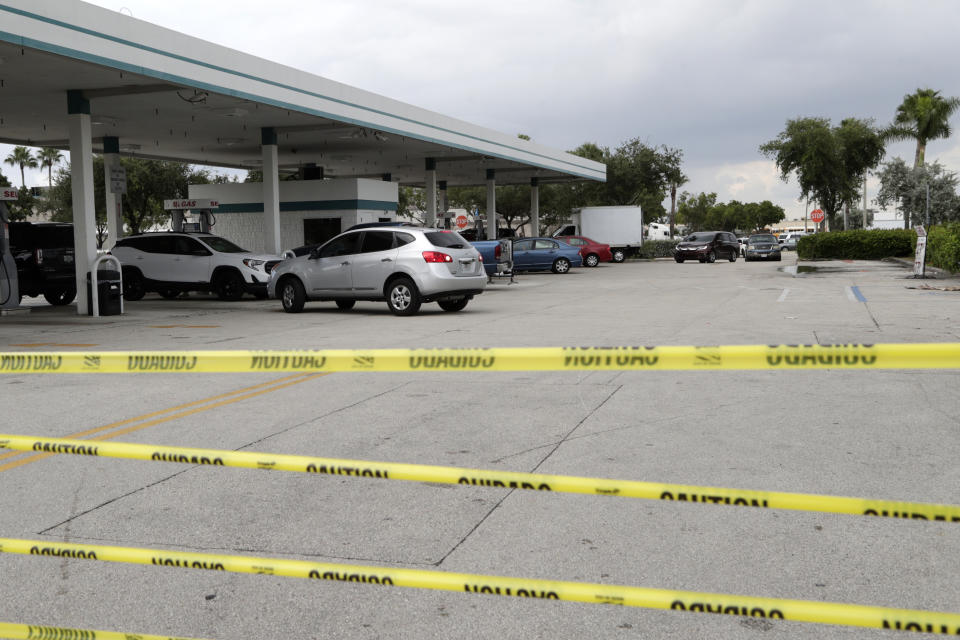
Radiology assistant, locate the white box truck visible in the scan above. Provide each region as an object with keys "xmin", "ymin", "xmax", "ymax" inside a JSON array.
[{"xmin": 553, "ymin": 205, "xmax": 644, "ymax": 262}]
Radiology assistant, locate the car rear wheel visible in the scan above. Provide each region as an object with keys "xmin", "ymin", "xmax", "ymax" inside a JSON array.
[
  {"xmin": 707, "ymin": 250, "xmax": 717, "ymax": 263},
  {"xmin": 728, "ymin": 249, "xmax": 737, "ymax": 262},
  {"xmin": 122, "ymin": 269, "xmax": 145, "ymax": 301},
  {"xmin": 279, "ymin": 278, "xmax": 306, "ymax": 313},
  {"xmin": 335, "ymin": 299, "xmax": 355, "ymax": 310},
  {"xmin": 386, "ymin": 278, "xmax": 421, "ymax": 316},
  {"xmin": 584, "ymin": 253, "xmax": 599, "ymax": 268},
  {"xmin": 43, "ymin": 286, "xmax": 76, "ymax": 306},
  {"xmin": 214, "ymin": 271, "xmax": 244, "ymax": 301},
  {"xmin": 438, "ymin": 297, "xmax": 469, "ymax": 312},
  {"xmin": 675, "ymin": 256, "xmax": 684, "ymax": 263},
  {"xmin": 611, "ymin": 249, "xmax": 626, "ymax": 263},
  {"xmin": 552, "ymin": 257, "xmax": 571, "ymax": 274}
]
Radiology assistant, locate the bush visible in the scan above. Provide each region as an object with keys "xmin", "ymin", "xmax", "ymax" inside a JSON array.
[
  {"xmin": 636, "ymin": 239, "xmax": 679, "ymax": 259},
  {"xmin": 796, "ymin": 229, "xmax": 915, "ymax": 260},
  {"xmin": 926, "ymin": 223, "xmax": 960, "ymax": 273}
]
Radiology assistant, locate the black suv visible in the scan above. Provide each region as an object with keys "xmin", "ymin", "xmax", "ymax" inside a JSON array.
[{"xmin": 9, "ymin": 222, "xmax": 77, "ymax": 305}]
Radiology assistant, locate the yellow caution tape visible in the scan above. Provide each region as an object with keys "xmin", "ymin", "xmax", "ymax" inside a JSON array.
[
  {"xmin": 2, "ymin": 537, "xmax": 958, "ymax": 634},
  {"xmin": 2, "ymin": 435, "xmax": 957, "ymax": 522},
  {"xmin": 0, "ymin": 620, "xmax": 206, "ymax": 640},
  {"xmin": 0, "ymin": 343, "xmax": 958, "ymax": 374}
]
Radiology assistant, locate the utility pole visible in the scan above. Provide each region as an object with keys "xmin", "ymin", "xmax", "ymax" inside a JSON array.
[
  {"xmin": 804, "ymin": 196, "xmax": 808, "ymax": 232},
  {"xmin": 925, "ymin": 182, "xmax": 930, "ymax": 227},
  {"xmin": 862, "ymin": 175, "xmax": 867, "ymax": 229}
]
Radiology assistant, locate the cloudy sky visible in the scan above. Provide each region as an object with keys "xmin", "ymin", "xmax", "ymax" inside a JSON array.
[{"xmin": 6, "ymin": 0, "xmax": 960, "ymax": 222}]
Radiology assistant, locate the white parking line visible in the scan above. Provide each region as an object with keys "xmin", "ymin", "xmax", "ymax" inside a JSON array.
[
  {"xmin": 777, "ymin": 288, "xmax": 790, "ymax": 302},
  {"xmin": 846, "ymin": 286, "xmax": 857, "ymax": 302}
]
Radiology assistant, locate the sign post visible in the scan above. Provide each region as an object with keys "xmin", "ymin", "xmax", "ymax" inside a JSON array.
[{"xmin": 914, "ymin": 225, "xmax": 927, "ymax": 278}]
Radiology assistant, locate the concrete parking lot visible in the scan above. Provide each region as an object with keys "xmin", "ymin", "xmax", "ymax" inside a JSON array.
[{"xmin": 2, "ymin": 255, "xmax": 959, "ymax": 639}]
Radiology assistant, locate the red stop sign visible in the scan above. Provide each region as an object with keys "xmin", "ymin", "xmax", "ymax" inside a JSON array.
[
  {"xmin": 810, "ymin": 209, "xmax": 824, "ymax": 223},
  {"xmin": 455, "ymin": 215, "xmax": 468, "ymax": 229}
]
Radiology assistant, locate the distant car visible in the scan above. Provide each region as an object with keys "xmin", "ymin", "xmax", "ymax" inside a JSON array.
[
  {"xmin": 673, "ymin": 231, "xmax": 739, "ymax": 263},
  {"xmin": 510, "ymin": 237, "xmax": 583, "ymax": 273},
  {"xmin": 779, "ymin": 232, "xmax": 807, "ymax": 251},
  {"xmin": 737, "ymin": 236, "xmax": 750, "ymax": 256},
  {"xmin": 744, "ymin": 233, "xmax": 782, "ymax": 261},
  {"xmin": 111, "ymin": 231, "xmax": 284, "ymax": 301},
  {"xmin": 268, "ymin": 226, "xmax": 485, "ymax": 315},
  {"xmin": 554, "ymin": 235, "xmax": 613, "ymax": 267},
  {"xmin": 8, "ymin": 222, "xmax": 77, "ymax": 305}
]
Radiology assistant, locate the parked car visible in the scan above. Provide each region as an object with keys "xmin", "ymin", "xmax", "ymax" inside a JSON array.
[
  {"xmin": 673, "ymin": 231, "xmax": 739, "ymax": 263},
  {"xmin": 471, "ymin": 239, "xmax": 513, "ymax": 277},
  {"xmin": 111, "ymin": 232, "xmax": 284, "ymax": 301},
  {"xmin": 268, "ymin": 226, "xmax": 485, "ymax": 315},
  {"xmin": 554, "ymin": 235, "xmax": 613, "ymax": 267},
  {"xmin": 8, "ymin": 222, "xmax": 77, "ymax": 305},
  {"xmin": 779, "ymin": 232, "xmax": 807, "ymax": 251},
  {"xmin": 737, "ymin": 236, "xmax": 750, "ymax": 256},
  {"xmin": 510, "ymin": 237, "xmax": 583, "ymax": 273},
  {"xmin": 743, "ymin": 234, "xmax": 782, "ymax": 261}
]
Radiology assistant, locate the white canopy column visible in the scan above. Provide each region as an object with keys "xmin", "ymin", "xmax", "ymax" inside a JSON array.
[
  {"xmin": 67, "ymin": 90, "xmax": 97, "ymax": 316},
  {"xmin": 260, "ymin": 127, "xmax": 281, "ymax": 254},
  {"xmin": 530, "ymin": 177, "xmax": 540, "ymax": 237},
  {"xmin": 425, "ymin": 158, "xmax": 437, "ymax": 228},
  {"xmin": 439, "ymin": 180, "xmax": 448, "ymax": 229},
  {"xmin": 486, "ymin": 169, "xmax": 497, "ymax": 240},
  {"xmin": 102, "ymin": 136, "xmax": 122, "ymax": 245}
]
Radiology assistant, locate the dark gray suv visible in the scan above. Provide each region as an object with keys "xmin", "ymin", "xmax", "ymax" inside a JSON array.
[{"xmin": 674, "ymin": 231, "xmax": 739, "ymax": 263}]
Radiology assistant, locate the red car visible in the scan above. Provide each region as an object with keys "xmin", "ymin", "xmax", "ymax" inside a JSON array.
[{"xmin": 554, "ymin": 235, "xmax": 613, "ymax": 267}]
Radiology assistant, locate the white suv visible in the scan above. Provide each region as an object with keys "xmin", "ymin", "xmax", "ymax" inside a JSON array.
[
  {"xmin": 111, "ymin": 232, "xmax": 283, "ymax": 301},
  {"xmin": 268, "ymin": 226, "xmax": 486, "ymax": 315}
]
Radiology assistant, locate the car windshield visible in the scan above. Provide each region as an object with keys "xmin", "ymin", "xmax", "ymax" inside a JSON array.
[
  {"xmin": 425, "ymin": 231, "xmax": 468, "ymax": 249},
  {"xmin": 750, "ymin": 235, "xmax": 777, "ymax": 243},
  {"xmin": 201, "ymin": 236, "xmax": 247, "ymax": 253},
  {"xmin": 684, "ymin": 232, "xmax": 715, "ymax": 242}
]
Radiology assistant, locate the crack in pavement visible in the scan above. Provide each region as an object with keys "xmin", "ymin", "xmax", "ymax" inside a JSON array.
[{"xmin": 432, "ymin": 384, "xmax": 624, "ymax": 568}]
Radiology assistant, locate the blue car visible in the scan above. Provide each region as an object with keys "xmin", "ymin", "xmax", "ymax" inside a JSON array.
[{"xmin": 511, "ymin": 237, "xmax": 583, "ymax": 273}]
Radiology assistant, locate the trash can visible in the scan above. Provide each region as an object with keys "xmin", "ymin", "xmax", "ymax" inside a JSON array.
[{"xmin": 87, "ymin": 269, "xmax": 122, "ymax": 316}]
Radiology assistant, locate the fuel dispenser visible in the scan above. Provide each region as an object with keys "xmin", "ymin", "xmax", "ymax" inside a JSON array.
[
  {"xmin": 0, "ymin": 188, "xmax": 20, "ymax": 311},
  {"xmin": 164, "ymin": 198, "xmax": 219, "ymax": 233}
]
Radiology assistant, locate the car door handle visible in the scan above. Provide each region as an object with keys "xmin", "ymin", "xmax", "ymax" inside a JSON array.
[{"xmin": 381, "ymin": 258, "xmax": 392, "ymax": 262}]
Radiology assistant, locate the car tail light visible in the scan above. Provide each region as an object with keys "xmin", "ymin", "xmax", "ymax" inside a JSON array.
[
  {"xmin": 494, "ymin": 245, "xmax": 501, "ymax": 259},
  {"xmin": 422, "ymin": 251, "xmax": 453, "ymax": 263},
  {"xmin": 477, "ymin": 253, "xmax": 483, "ymax": 262}
]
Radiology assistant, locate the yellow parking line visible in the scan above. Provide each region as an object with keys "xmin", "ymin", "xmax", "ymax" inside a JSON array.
[{"xmin": 0, "ymin": 372, "xmax": 327, "ymax": 473}]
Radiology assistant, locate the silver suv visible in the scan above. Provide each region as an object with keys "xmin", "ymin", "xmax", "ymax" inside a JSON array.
[
  {"xmin": 111, "ymin": 232, "xmax": 283, "ymax": 301},
  {"xmin": 268, "ymin": 227, "xmax": 486, "ymax": 315}
]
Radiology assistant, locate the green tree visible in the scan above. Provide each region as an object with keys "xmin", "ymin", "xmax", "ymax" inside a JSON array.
[
  {"xmin": 4, "ymin": 146, "xmax": 38, "ymax": 188},
  {"xmin": 48, "ymin": 157, "xmax": 217, "ymax": 242},
  {"xmin": 875, "ymin": 158, "xmax": 960, "ymax": 227},
  {"xmin": 676, "ymin": 191, "xmax": 717, "ymax": 231},
  {"xmin": 884, "ymin": 88, "xmax": 960, "ymax": 168},
  {"xmin": 760, "ymin": 117, "xmax": 885, "ymax": 230},
  {"xmin": 37, "ymin": 147, "xmax": 64, "ymax": 188}
]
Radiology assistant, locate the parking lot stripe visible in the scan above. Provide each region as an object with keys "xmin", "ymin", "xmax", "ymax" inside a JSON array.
[
  {"xmin": 777, "ymin": 288, "xmax": 790, "ymax": 302},
  {"xmin": 0, "ymin": 373, "xmax": 326, "ymax": 473}
]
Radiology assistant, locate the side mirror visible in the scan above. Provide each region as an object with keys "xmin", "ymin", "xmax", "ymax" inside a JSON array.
[{"xmin": 309, "ymin": 247, "xmax": 320, "ymax": 260}]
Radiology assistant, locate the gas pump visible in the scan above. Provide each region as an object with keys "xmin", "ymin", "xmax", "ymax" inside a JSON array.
[
  {"xmin": 163, "ymin": 198, "xmax": 219, "ymax": 233},
  {"xmin": 0, "ymin": 188, "xmax": 20, "ymax": 310}
]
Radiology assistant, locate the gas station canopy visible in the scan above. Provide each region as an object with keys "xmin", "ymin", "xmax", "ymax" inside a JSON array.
[{"xmin": 0, "ymin": 1, "xmax": 606, "ymax": 187}]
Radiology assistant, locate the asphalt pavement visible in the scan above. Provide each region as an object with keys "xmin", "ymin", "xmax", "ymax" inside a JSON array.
[{"xmin": 1, "ymin": 254, "xmax": 959, "ymax": 639}]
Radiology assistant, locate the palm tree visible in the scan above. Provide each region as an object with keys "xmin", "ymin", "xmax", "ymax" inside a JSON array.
[
  {"xmin": 885, "ymin": 88, "xmax": 960, "ymax": 168},
  {"xmin": 3, "ymin": 146, "xmax": 38, "ymax": 188},
  {"xmin": 37, "ymin": 147, "xmax": 64, "ymax": 188}
]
